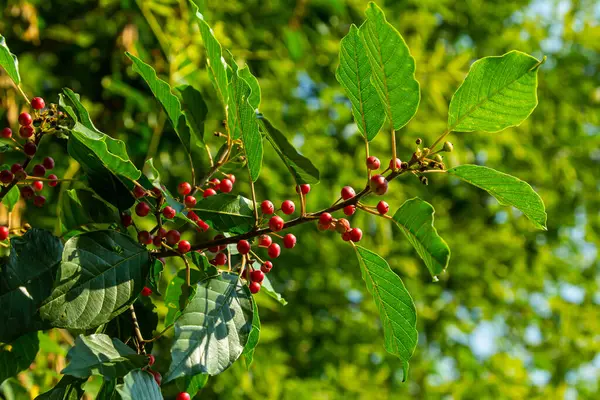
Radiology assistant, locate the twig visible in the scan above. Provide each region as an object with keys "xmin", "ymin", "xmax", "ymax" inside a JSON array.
[{"xmin": 129, "ymin": 305, "xmax": 146, "ymax": 354}]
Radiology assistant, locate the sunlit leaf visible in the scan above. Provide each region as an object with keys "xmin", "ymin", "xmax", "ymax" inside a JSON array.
[
  {"xmin": 0, "ymin": 34, "xmax": 20, "ymax": 85},
  {"xmin": 116, "ymin": 370, "xmax": 163, "ymax": 400}
]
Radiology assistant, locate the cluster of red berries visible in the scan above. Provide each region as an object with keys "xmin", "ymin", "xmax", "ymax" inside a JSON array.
[{"xmin": 182, "ymin": 174, "xmax": 236, "ymax": 200}]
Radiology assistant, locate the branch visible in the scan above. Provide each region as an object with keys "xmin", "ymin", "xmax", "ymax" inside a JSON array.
[{"xmin": 129, "ymin": 304, "xmax": 146, "ymax": 354}]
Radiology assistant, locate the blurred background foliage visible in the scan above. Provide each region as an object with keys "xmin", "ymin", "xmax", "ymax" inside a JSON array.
[{"xmin": 1, "ymin": 0, "xmax": 599, "ymax": 399}]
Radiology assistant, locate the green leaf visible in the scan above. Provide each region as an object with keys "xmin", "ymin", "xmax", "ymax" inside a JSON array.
[
  {"xmin": 242, "ymin": 299, "xmax": 260, "ymax": 368},
  {"xmin": 0, "ymin": 144, "xmax": 12, "ymax": 153},
  {"xmin": 447, "ymin": 164, "xmax": 547, "ymax": 230},
  {"xmin": 336, "ymin": 24, "xmax": 385, "ymax": 141},
  {"xmin": 35, "ymin": 375, "xmax": 86, "ymax": 400},
  {"xmin": 60, "ymin": 88, "xmax": 100, "ymax": 133},
  {"xmin": 1, "ymin": 185, "xmax": 19, "ymax": 212},
  {"xmin": 191, "ymin": 194, "xmax": 255, "ymax": 234},
  {"xmin": 191, "ymin": 5, "xmax": 230, "ymax": 105},
  {"xmin": 61, "ymin": 334, "xmax": 147, "ymax": 379},
  {"xmin": 0, "ymin": 332, "xmax": 39, "ymax": 385},
  {"xmin": 0, "ymin": 229, "xmax": 63, "ymax": 342},
  {"xmin": 165, "ymin": 273, "xmax": 253, "ymax": 380},
  {"xmin": 228, "ymin": 68, "xmax": 263, "ymax": 181},
  {"xmin": 0, "ymin": 35, "xmax": 20, "ymax": 85},
  {"xmin": 142, "ymin": 159, "xmax": 161, "ymax": 189},
  {"xmin": 176, "ymin": 84, "xmax": 208, "ymax": 143},
  {"xmin": 260, "ymin": 274, "xmax": 288, "ymax": 306},
  {"xmin": 354, "ymin": 246, "xmax": 417, "ymax": 381},
  {"xmin": 164, "ymin": 268, "xmax": 205, "ymax": 327},
  {"xmin": 360, "ymin": 2, "xmax": 420, "ymax": 131},
  {"xmin": 238, "ymin": 67, "xmax": 261, "ymax": 110},
  {"xmin": 189, "ymin": 252, "xmax": 219, "ymax": 280},
  {"xmin": 126, "ymin": 53, "xmax": 191, "ymax": 153},
  {"xmin": 257, "ymin": 117, "xmax": 320, "ymax": 185},
  {"xmin": 116, "ymin": 370, "xmax": 163, "ymax": 400},
  {"xmin": 146, "ymin": 259, "xmax": 164, "ymax": 296},
  {"xmin": 174, "ymin": 374, "xmax": 209, "ymax": 398},
  {"xmin": 448, "ymin": 51, "xmax": 543, "ymax": 132},
  {"xmin": 59, "ymin": 189, "xmax": 118, "ymax": 232},
  {"xmin": 40, "ymin": 230, "xmax": 151, "ymax": 330},
  {"xmin": 96, "ymin": 379, "xmax": 117, "ymax": 400},
  {"xmin": 392, "ymin": 198, "xmax": 450, "ymax": 278}
]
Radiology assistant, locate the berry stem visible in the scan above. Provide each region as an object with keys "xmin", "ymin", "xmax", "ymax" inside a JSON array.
[
  {"xmin": 129, "ymin": 304, "xmax": 146, "ymax": 354},
  {"xmin": 181, "ymin": 254, "xmax": 191, "ymax": 288},
  {"xmin": 15, "ymin": 83, "xmax": 30, "ymax": 104},
  {"xmin": 145, "ymin": 323, "xmax": 175, "ymax": 343},
  {"xmin": 391, "ymin": 127, "xmax": 397, "ymax": 172},
  {"xmin": 429, "ymin": 129, "xmax": 451, "ymax": 153},
  {"xmin": 249, "ymin": 249, "xmax": 265, "ymax": 264},
  {"xmin": 357, "ymin": 203, "xmax": 393, "ymax": 219}
]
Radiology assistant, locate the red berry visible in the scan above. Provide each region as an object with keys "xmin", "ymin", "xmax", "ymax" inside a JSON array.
[
  {"xmin": 261, "ymin": 200, "xmax": 274, "ymax": 214},
  {"xmin": 33, "ymin": 195, "xmax": 46, "ymax": 207},
  {"xmin": 121, "ymin": 213, "xmax": 133, "ymax": 227},
  {"xmin": 249, "ymin": 281, "xmax": 261, "ymax": 294},
  {"xmin": 268, "ymin": 243, "xmax": 281, "ymax": 258},
  {"xmin": 269, "ymin": 215, "xmax": 284, "ymax": 232},
  {"xmin": 377, "ymin": 201, "xmax": 389, "ymax": 214},
  {"xmin": 133, "ymin": 186, "xmax": 146, "ymax": 198},
  {"xmin": 349, "ymin": 228, "xmax": 363, "ymax": 242},
  {"xmin": 214, "ymin": 252, "xmax": 227, "ymax": 266},
  {"xmin": 319, "ymin": 213, "xmax": 333, "ymax": 226},
  {"xmin": 151, "ymin": 370, "xmax": 162, "ymax": 386},
  {"xmin": 151, "ymin": 187, "xmax": 162, "ymax": 197},
  {"xmin": 178, "ymin": 182, "xmax": 192, "ymax": 195},
  {"xmin": 261, "ymin": 261, "xmax": 273, "ymax": 273},
  {"xmin": 250, "ymin": 270, "xmax": 265, "ymax": 283},
  {"xmin": 10, "ymin": 164, "xmax": 22, "ymax": 174},
  {"xmin": 178, "ymin": 240, "xmax": 191, "ymax": 253},
  {"xmin": 141, "ymin": 287, "xmax": 153, "ymax": 297},
  {"xmin": 369, "ymin": 175, "xmax": 388, "ymax": 196},
  {"xmin": 32, "ymin": 180, "xmax": 43, "ymax": 192},
  {"xmin": 209, "ymin": 178, "xmax": 220, "ymax": 188},
  {"xmin": 153, "ymin": 236, "xmax": 163, "ymax": 247},
  {"xmin": 367, "ymin": 156, "xmax": 381, "ymax": 170},
  {"xmin": 1, "ymin": 128, "xmax": 12, "ymax": 138},
  {"xmin": 337, "ymin": 218, "xmax": 351, "ymax": 233},
  {"xmin": 42, "ymin": 157, "xmax": 55, "ymax": 170},
  {"xmin": 389, "ymin": 158, "xmax": 402, "ymax": 170},
  {"xmin": 162, "ymin": 206, "xmax": 176, "ymax": 219},
  {"xmin": 32, "ymin": 164, "xmax": 46, "ymax": 177},
  {"xmin": 219, "ymin": 178, "xmax": 233, "ymax": 193},
  {"xmin": 258, "ymin": 234, "xmax": 272, "ymax": 248},
  {"xmin": 138, "ymin": 231, "xmax": 152, "ymax": 245},
  {"xmin": 341, "ymin": 186, "xmax": 355, "ymax": 200},
  {"xmin": 176, "ymin": 393, "xmax": 191, "ymax": 400},
  {"xmin": 281, "ymin": 200, "xmax": 295, "ymax": 215},
  {"xmin": 203, "ymin": 189, "xmax": 216, "ymax": 198},
  {"xmin": 185, "ymin": 195, "xmax": 197, "ymax": 207},
  {"xmin": 283, "ymin": 233, "xmax": 296, "ymax": 249},
  {"xmin": 208, "ymin": 234, "xmax": 225, "ymax": 253},
  {"xmin": 228, "ymin": 174, "xmax": 236, "ymax": 184},
  {"xmin": 197, "ymin": 219, "xmax": 210, "ymax": 232},
  {"xmin": 24, "ymin": 142, "xmax": 37, "ymax": 156},
  {"xmin": 237, "ymin": 240, "xmax": 251, "ymax": 255},
  {"xmin": 296, "ymin": 184, "xmax": 311, "ymax": 195},
  {"xmin": 20, "ymin": 186, "xmax": 34, "ymax": 199},
  {"xmin": 157, "ymin": 228, "xmax": 167, "ymax": 238},
  {"xmin": 166, "ymin": 230, "xmax": 181, "ymax": 245},
  {"xmin": 31, "ymin": 97, "xmax": 45, "ymax": 110},
  {"xmin": 0, "ymin": 170, "xmax": 13, "ymax": 184},
  {"xmin": 19, "ymin": 125, "xmax": 34, "ymax": 138},
  {"xmin": 187, "ymin": 210, "xmax": 199, "ymax": 221},
  {"xmin": 48, "ymin": 174, "xmax": 58, "ymax": 187},
  {"xmin": 343, "ymin": 205, "xmax": 356, "ymax": 216},
  {"xmin": 135, "ymin": 202, "xmax": 151, "ymax": 217},
  {"xmin": 18, "ymin": 112, "xmax": 32, "ymax": 126},
  {"xmin": 147, "ymin": 354, "xmax": 155, "ymax": 366},
  {"xmin": 341, "ymin": 231, "xmax": 351, "ymax": 241},
  {"xmin": 15, "ymin": 170, "xmax": 27, "ymax": 181},
  {"xmin": 0, "ymin": 226, "xmax": 9, "ymax": 241}
]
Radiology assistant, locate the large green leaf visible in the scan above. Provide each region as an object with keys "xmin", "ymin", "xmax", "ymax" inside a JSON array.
[
  {"xmin": 260, "ymin": 274, "xmax": 288, "ymax": 306},
  {"xmin": 164, "ymin": 268, "xmax": 206, "ymax": 327},
  {"xmin": 0, "ymin": 229, "xmax": 63, "ymax": 342},
  {"xmin": 228, "ymin": 68, "xmax": 263, "ymax": 181},
  {"xmin": 191, "ymin": 4, "xmax": 230, "ymax": 105},
  {"xmin": 176, "ymin": 84, "xmax": 208, "ymax": 143},
  {"xmin": 392, "ymin": 198, "xmax": 450, "ymax": 278},
  {"xmin": 126, "ymin": 53, "xmax": 192, "ymax": 153},
  {"xmin": 242, "ymin": 299, "xmax": 260, "ymax": 368},
  {"xmin": 448, "ymin": 51, "xmax": 543, "ymax": 132},
  {"xmin": 0, "ymin": 34, "xmax": 20, "ymax": 85},
  {"xmin": 116, "ymin": 370, "xmax": 163, "ymax": 400},
  {"xmin": 447, "ymin": 164, "xmax": 547, "ymax": 230},
  {"xmin": 354, "ymin": 246, "xmax": 417, "ymax": 381},
  {"xmin": 191, "ymin": 194, "xmax": 255, "ymax": 234},
  {"xmin": 59, "ymin": 189, "xmax": 118, "ymax": 232},
  {"xmin": 35, "ymin": 375, "xmax": 86, "ymax": 400},
  {"xmin": 336, "ymin": 24, "xmax": 385, "ymax": 141},
  {"xmin": 165, "ymin": 273, "xmax": 253, "ymax": 380},
  {"xmin": 60, "ymin": 89, "xmax": 101, "ymax": 133},
  {"xmin": 238, "ymin": 66, "xmax": 261, "ymax": 110},
  {"xmin": 1, "ymin": 185, "xmax": 19, "ymax": 212},
  {"xmin": 257, "ymin": 117, "xmax": 320, "ymax": 185},
  {"xmin": 360, "ymin": 2, "xmax": 420, "ymax": 131},
  {"xmin": 0, "ymin": 332, "xmax": 39, "ymax": 385},
  {"xmin": 61, "ymin": 334, "xmax": 147, "ymax": 379},
  {"xmin": 40, "ymin": 231, "xmax": 151, "ymax": 330}
]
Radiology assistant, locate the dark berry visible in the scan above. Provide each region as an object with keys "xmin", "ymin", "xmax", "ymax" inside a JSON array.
[
  {"xmin": 133, "ymin": 186, "xmax": 146, "ymax": 198},
  {"xmin": 214, "ymin": 252, "xmax": 227, "ymax": 266},
  {"xmin": 377, "ymin": 201, "xmax": 389, "ymax": 214},
  {"xmin": 42, "ymin": 157, "xmax": 55, "ymax": 170},
  {"xmin": 138, "ymin": 231, "xmax": 152, "ymax": 245},
  {"xmin": 121, "ymin": 213, "xmax": 133, "ymax": 227},
  {"xmin": 249, "ymin": 281, "xmax": 261, "ymax": 294},
  {"xmin": 369, "ymin": 175, "xmax": 388, "ymax": 195},
  {"xmin": 268, "ymin": 243, "xmax": 281, "ymax": 258},
  {"xmin": 32, "ymin": 180, "xmax": 43, "ymax": 192},
  {"xmin": 343, "ymin": 205, "xmax": 356, "ymax": 216},
  {"xmin": 281, "ymin": 200, "xmax": 295, "ymax": 215},
  {"xmin": 237, "ymin": 240, "xmax": 251, "ymax": 255},
  {"xmin": 162, "ymin": 206, "xmax": 176, "ymax": 219},
  {"xmin": 32, "ymin": 164, "xmax": 46, "ymax": 177},
  {"xmin": 24, "ymin": 142, "xmax": 37, "ymax": 156},
  {"xmin": 203, "ymin": 189, "xmax": 216, "ymax": 198},
  {"xmin": 19, "ymin": 125, "xmax": 34, "ymax": 138},
  {"xmin": 219, "ymin": 178, "xmax": 233, "ymax": 193},
  {"xmin": 208, "ymin": 234, "xmax": 225, "ymax": 253},
  {"xmin": 135, "ymin": 202, "xmax": 151, "ymax": 217},
  {"xmin": 187, "ymin": 210, "xmax": 199, "ymax": 221},
  {"xmin": 20, "ymin": 186, "xmax": 34, "ymax": 199},
  {"xmin": 296, "ymin": 184, "xmax": 311, "ymax": 195},
  {"xmin": 153, "ymin": 236, "xmax": 163, "ymax": 247},
  {"xmin": 250, "ymin": 270, "xmax": 265, "ymax": 283},
  {"xmin": 178, "ymin": 240, "xmax": 191, "ymax": 253},
  {"xmin": 319, "ymin": 213, "xmax": 333, "ymax": 226},
  {"xmin": 33, "ymin": 195, "xmax": 46, "ymax": 207},
  {"xmin": 31, "ymin": 97, "xmax": 45, "ymax": 110},
  {"xmin": 283, "ymin": 233, "xmax": 296, "ymax": 249},
  {"xmin": 178, "ymin": 182, "xmax": 192, "ymax": 195},
  {"xmin": 261, "ymin": 200, "xmax": 274, "ymax": 214},
  {"xmin": 48, "ymin": 174, "xmax": 58, "ymax": 187},
  {"xmin": 367, "ymin": 156, "xmax": 380, "ymax": 170},
  {"xmin": 0, "ymin": 226, "xmax": 9, "ymax": 241},
  {"xmin": 341, "ymin": 231, "xmax": 351, "ymax": 241},
  {"xmin": 141, "ymin": 287, "xmax": 153, "ymax": 297},
  {"xmin": 185, "ymin": 195, "xmax": 197, "ymax": 207},
  {"xmin": 10, "ymin": 164, "xmax": 22, "ymax": 174},
  {"xmin": 18, "ymin": 112, "xmax": 32, "ymax": 126},
  {"xmin": 258, "ymin": 234, "xmax": 272, "ymax": 248},
  {"xmin": 166, "ymin": 230, "xmax": 181, "ymax": 245},
  {"xmin": 269, "ymin": 215, "xmax": 284, "ymax": 232},
  {"xmin": 150, "ymin": 370, "xmax": 161, "ymax": 386},
  {"xmin": 1, "ymin": 128, "xmax": 12, "ymax": 138},
  {"xmin": 341, "ymin": 186, "xmax": 355, "ymax": 200},
  {"xmin": 350, "ymin": 228, "xmax": 363, "ymax": 242},
  {"xmin": 0, "ymin": 170, "xmax": 13, "ymax": 184},
  {"xmin": 157, "ymin": 228, "xmax": 167, "ymax": 238}
]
